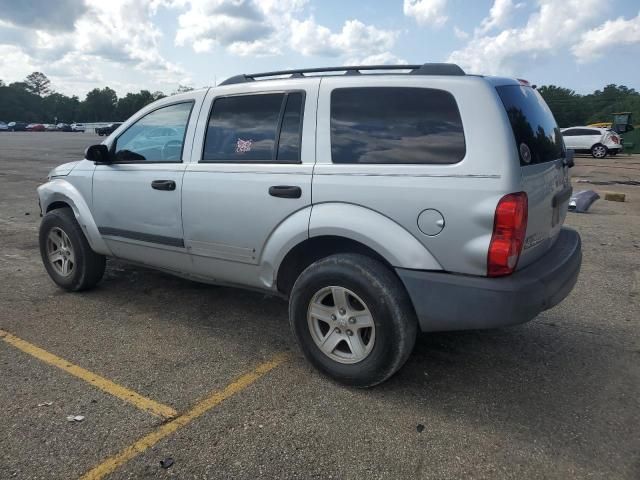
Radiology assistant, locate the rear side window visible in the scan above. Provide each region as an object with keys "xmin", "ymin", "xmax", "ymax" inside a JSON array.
[
  {"xmin": 496, "ymin": 85, "xmax": 565, "ymax": 165},
  {"xmin": 202, "ymin": 92, "xmax": 304, "ymax": 163},
  {"xmin": 330, "ymin": 87, "xmax": 465, "ymax": 164}
]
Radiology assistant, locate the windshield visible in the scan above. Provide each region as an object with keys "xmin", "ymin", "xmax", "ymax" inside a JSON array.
[{"xmin": 496, "ymin": 85, "xmax": 565, "ymax": 165}]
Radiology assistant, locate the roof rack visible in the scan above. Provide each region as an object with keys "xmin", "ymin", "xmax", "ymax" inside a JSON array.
[{"xmin": 219, "ymin": 63, "xmax": 465, "ymax": 86}]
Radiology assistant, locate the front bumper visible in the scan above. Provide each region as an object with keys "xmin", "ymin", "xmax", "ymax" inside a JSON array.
[{"xmin": 397, "ymin": 227, "xmax": 582, "ymax": 332}]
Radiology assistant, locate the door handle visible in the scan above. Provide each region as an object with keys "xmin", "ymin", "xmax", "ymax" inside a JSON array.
[
  {"xmin": 269, "ymin": 185, "xmax": 302, "ymax": 199},
  {"xmin": 151, "ymin": 180, "xmax": 176, "ymax": 191}
]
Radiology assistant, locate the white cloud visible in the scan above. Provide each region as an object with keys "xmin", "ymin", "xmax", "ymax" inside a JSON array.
[
  {"xmin": 174, "ymin": 0, "xmax": 311, "ymax": 56},
  {"xmin": 477, "ymin": 0, "xmax": 522, "ymax": 34},
  {"xmin": 174, "ymin": 0, "xmax": 400, "ymax": 63},
  {"xmin": 453, "ymin": 26, "xmax": 469, "ymax": 40},
  {"xmin": 290, "ymin": 18, "xmax": 397, "ymax": 60},
  {"xmin": 572, "ymin": 12, "xmax": 640, "ymax": 63},
  {"xmin": 448, "ymin": 0, "xmax": 605, "ymax": 75},
  {"xmin": 0, "ymin": 0, "xmax": 188, "ymax": 94},
  {"xmin": 0, "ymin": 0, "xmax": 87, "ymax": 32},
  {"xmin": 403, "ymin": 0, "xmax": 448, "ymax": 27}
]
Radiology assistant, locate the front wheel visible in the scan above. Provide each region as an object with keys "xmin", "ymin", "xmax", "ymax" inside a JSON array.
[
  {"xmin": 39, "ymin": 208, "xmax": 106, "ymax": 291},
  {"xmin": 289, "ymin": 253, "xmax": 417, "ymax": 388},
  {"xmin": 591, "ymin": 143, "xmax": 608, "ymax": 158}
]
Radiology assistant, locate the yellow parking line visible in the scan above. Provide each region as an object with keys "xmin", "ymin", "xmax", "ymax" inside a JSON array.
[
  {"xmin": 0, "ymin": 329, "xmax": 177, "ymax": 420},
  {"xmin": 80, "ymin": 352, "xmax": 288, "ymax": 480}
]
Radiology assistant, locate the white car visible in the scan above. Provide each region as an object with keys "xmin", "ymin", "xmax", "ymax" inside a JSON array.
[
  {"xmin": 561, "ymin": 126, "xmax": 621, "ymax": 158},
  {"xmin": 0, "ymin": 121, "xmax": 8, "ymax": 131},
  {"xmin": 70, "ymin": 123, "xmax": 86, "ymax": 132}
]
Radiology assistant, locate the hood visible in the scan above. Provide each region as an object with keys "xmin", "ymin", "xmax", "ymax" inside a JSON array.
[{"xmin": 48, "ymin": 161, "xmax": 79, "ymax": 178}]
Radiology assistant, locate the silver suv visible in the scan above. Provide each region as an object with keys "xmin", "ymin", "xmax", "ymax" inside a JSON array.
[{"xmin": 37, "ymin": 64, "xmax": 582, "ymax": 387}]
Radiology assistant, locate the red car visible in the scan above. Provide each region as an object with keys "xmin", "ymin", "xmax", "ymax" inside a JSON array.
[{"xmin": 26, "ymin": 123, "xmax": 45, "ymax": 131}]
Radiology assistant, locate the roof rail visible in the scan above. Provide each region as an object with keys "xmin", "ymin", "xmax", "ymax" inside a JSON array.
[{"xmin": 218, "ymin": 63, "xmax": 465, "ymax": 86}]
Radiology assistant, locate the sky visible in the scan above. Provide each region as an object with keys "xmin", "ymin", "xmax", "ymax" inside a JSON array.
[{"xmin": 0, "ymin": 0, "xmax": 639, "ymax": 98}]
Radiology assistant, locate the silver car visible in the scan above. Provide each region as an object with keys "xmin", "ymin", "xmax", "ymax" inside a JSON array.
[{"xmin": 37, "ymin": 64, "xmax": 582, "ymax": 387}]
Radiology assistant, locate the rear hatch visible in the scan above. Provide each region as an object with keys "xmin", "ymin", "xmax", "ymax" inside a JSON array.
[{"xmin": 496, "ymin": 84, "xmax": 571, "ymax": 269}]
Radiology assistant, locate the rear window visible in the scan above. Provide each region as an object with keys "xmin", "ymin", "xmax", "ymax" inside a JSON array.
[
  {"xmin": 496, "ymin": 85, "xmax": 565, "ymax": 165},
  {"xmin": 330, "ymin": 87, "xmax": 465, "ymax": 164}
]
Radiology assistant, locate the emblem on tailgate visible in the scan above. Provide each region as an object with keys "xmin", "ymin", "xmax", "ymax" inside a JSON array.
[{"xmin": 524, "ymin": 232, "xmax": 546, "ymax": 250}]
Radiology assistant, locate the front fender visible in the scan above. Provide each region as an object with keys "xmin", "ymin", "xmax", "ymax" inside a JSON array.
[
  {"xmin": 309, "ymin": 203, "xmax": 442, "ymax": 270},
  {"xmin": 37, "ymin": 179, "xmax": 112, "ymax": 256}
]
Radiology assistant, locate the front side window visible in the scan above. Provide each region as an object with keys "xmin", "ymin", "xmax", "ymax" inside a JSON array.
[
  {"xmin": 562, "ymin": 129, "xmax": 578, "ymax": 137},
  {"xmin": 114, "ymin": 102, "xmax": 193, "ymax": 162},
  {"xmin": 330, "ymin": 87, "xmax": 466, "ymax": 164},
  {"xmin": 202, "ymin": 92, "xmax": 304, "ymax": 163}
]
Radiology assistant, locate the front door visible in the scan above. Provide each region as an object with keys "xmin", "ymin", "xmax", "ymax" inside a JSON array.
[
  {"xmin": 181, "ymin": 79, "xmax": 319, "ymax": 289},
  {"xmin": 92, "ymin": 99, "xmax": 200, "ymax": 271}
]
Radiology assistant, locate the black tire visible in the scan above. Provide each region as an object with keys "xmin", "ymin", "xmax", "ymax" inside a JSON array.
[
  {"xmin": 39, "ymin": 208, "xmax": 106, "ymax": 291},
  {"xmin": 289, "ymin": 253, "xmax": 417, "ymax": 388},
  {"xmin": 591, "ymin": 143, "xmax": 608, "ymax": 159}
]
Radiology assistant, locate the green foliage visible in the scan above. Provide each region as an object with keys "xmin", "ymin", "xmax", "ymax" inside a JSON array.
[
  {"xmin": 0, "ymin": 72, "xmax": 167, "ymax": 124},
  {"xmin": 173, "ymin": 84, "xmax": 194, "ymax": 95},
  {"xmin": 4, "ymin": 71, "xmax": 637, "ymax": 129},
  {"xmin": 116, "ymin": 90, "xmax": 166, "ymax": 121},
  {"xmin": 24, "ymin": 72, "xmax": 52, "ymax": 97},
  {"xmin": 79, "ymin": 87, "xmax": 118, "ymax": 122},
  {"xmin": 539, "ymin": 84, "xmax": 640, "ymax": 127}
]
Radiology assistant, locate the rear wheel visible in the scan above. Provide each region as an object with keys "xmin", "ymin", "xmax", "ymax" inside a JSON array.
[
  {"xmin": 289, "ymin": 253, "xmax": 417, "ymax": 387},
  {"xmin": 39, "ymin": 208, "xmax": 106, "ymax": 291},
  {"xmin": 591, "ymin": 143, "xmax": 608, "ymax": 158}
]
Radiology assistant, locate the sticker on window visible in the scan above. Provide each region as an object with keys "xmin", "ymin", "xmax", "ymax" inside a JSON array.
[
  {"xmin": 519, "ymin": 143, "xmax": 532, "ymax": 164},
  {"xmin": 236, "ymin": 138, "xmax": 253, "ymax": 153}
]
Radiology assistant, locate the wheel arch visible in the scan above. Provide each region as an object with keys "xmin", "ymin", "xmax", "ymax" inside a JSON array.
[
  {"xmin": 37, "ymin": 179, "xmax": 112, "ymax": 256},
  {"xmin": 273, "ymin": 203, "xmax": 442, "ymax": 296}
]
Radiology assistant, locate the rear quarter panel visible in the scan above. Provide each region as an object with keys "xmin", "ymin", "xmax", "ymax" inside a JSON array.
[{"xmin": 313, "ymin": 76, "xmax": 520, "ymax": 276}]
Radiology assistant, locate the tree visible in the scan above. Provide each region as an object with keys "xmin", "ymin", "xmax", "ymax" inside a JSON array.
[
  {"xmin": 24, "ymin": 72, "xmax": 52, "ymax": 97},
  {"xmin": 42, "ymin": 92, "xmax": 80, "ymax": 123},
  {"xmin": 0, "ymin": 83, "xmax": 42, "ymax": 121},
  {"xmin": 116, "ymin": 90, "xmax": 159, "ymax": 120},
  {"xmin": 538, "ymin": 85, "xmax": 588, "ymax": 127},
  {"xmin": 80, "ymin": 87, "xmax": 118, "ymax": 121},
  {"xmin": 173, "ymin": 84, "xmax": 194, "ymax": 95},
  {"xmin": 0, "ymin": 79, "xmax": 5, "ymax": 87}
]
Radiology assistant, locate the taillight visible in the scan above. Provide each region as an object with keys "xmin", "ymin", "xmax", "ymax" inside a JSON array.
[
  {"xmin": 487, "ymin": 192, "xmax": 528, "ymax": 277},
  {"xmin": 611, "ymin": 135, "xmax": 619, "ymax": 144}
]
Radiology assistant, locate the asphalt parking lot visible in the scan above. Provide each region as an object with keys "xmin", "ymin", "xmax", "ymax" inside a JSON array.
[{"xmin": 1, "ymin": 131, "xmax": 639, "ymax": 479}]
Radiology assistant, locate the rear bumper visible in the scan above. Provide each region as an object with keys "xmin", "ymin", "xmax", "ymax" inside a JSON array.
[{"xmin": 397, "ymin": 227, "xmax": 582, "ymax": 332}]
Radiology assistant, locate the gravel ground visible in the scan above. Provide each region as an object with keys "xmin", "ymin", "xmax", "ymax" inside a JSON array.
[{"xmin": 0, "ymin": 132, "xmax": 638, "ymax": 479}]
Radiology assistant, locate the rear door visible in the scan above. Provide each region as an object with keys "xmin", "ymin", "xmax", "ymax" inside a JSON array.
[
  {"xmin": 496, "ymin": 84, "xmax": 571, "ymax": 268},
  {"xmin": 584, "ymin": 128, "xmax": 604, "ymax": 148},
  {"xmin": 181, "ymin": 79, "xmax": 319, "ymax": 288}
]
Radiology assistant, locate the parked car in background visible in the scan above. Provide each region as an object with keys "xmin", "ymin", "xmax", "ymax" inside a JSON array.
[
  {"xmin": 561, "ymin": 127, "xmax": 621, "ymax": 158},
  {"xmin": 0, "ymin": 121, "xmax": 8, "ymax": 131},
  {"xmin": 26, "ymin": 123, "xmax": 45, "ymax": 132},
  {"xmin": 8, "ymin": 121, "xmax": 28, "ymax": 131},
  {"xmin": 95, "ymin": 123, "xmax": 122, "ymax": 136},
  {"xmin": 37, "ymin": 64, "xmax": 582, "ymax": 387},
  {"xmin": 45, "ymin": 124, "xmax": 58, "ymax": 131},
  {"xmin": 71, "ymin": 123, "xmax": 86, "ymax": 132},
  {"xmin": 57, "ymin": 123, "xmax": 72, "ymax": 132}
]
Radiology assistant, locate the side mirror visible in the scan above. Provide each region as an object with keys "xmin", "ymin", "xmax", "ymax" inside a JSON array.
[
  {"xmin": 565, "ymin": 149, "xmax": 575, "ymax": 168},
  {"xmin": 85, "ymin": 144, "xmax": 111, "ymax": 164}
]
